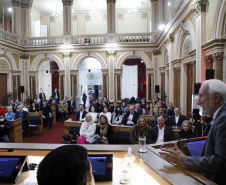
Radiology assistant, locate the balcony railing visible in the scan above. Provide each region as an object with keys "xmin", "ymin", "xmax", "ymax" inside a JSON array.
[{"xmin": 0, "ymin": 29, "xmax": 159, "ymax": 47}]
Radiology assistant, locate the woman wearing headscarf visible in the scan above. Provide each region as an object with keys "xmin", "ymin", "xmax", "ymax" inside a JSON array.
[
  {"xmin": 94, "ymin": 114, "xmax": 112, "ymax": 144},
  {"xmin": 130, "ymin": 117, "xmax": 152, "ymax": 144},
  {"xmin": 77, "ymin": 114, "xmax": 96, "ymax": 144}
]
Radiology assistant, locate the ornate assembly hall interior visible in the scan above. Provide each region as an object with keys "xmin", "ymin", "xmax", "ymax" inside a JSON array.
[{"xmin": 0, "ymin": 0, "xmax": 226, "ymax": 184}]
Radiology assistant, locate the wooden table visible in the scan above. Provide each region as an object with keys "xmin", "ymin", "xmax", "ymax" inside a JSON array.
[
  {"xmin": 0, "ymin": 143, "xmax": 215, "ymax": 185},
  {"xmin": 8, "ymin": 119, "xmax": 23, "ymax": 143}
]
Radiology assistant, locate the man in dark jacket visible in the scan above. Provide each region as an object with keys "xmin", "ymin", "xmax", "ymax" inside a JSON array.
[
  {"xmin": 76, "ymin": 104, "xmax": 87, "ymax": 122},
  {"xmin": 169, "ymin": 108, "xmax": 186, "ymax": 128},
  {"xmin": 110, "ymin": 101, "xmax": 119, "ymax": 114},
  {"xmin": 68, "ymin": 97, "xmax": 76, "ymax": 115},
  {"xmin": 149, "ymin": 117, "xmax": 174, "ymax": 143},
  {"xmin": 0, "ymin": 113, "xmax": 12, "ymax": 142},
  {"xmin": 155, "ymin": 107, "xmax": 169, "ymax": 125},
  {"xmin": 15, "ymin": 104, "xmax": 28, "ymax": 131},
  {"xmin": 121, "ymin": 106, "xmax": 139, "ymax": 126},
  {"xmin": 40, "ymin": 101, "xmax": 53, "ymax": 129},
  {"xmin": 82, "ymin": 91, "xmax": 87, "ymax": 108}
]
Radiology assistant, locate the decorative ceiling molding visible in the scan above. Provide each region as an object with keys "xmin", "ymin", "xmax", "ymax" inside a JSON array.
[
  {"xmin": 141, "ymin": 13, "xmax": 147, "ymax": 20},
  {"xmin": 0, "ymin": 60, "xmax": 10, "ymax": 70},
  {"xmin": 72, "ymin": 15, "xmax": 77, "ymax": 22},
  {"xmin": 117, "ymin": 14, "xmax": 124, "ymax": 20}
]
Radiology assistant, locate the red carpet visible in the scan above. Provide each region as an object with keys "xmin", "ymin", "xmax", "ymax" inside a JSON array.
[{"xmin": 27, "ymin": 115, "xmax": 76, "ymax": 144}]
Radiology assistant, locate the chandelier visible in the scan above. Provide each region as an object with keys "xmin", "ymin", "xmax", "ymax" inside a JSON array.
[{"xmin": 128, "ymin": 9, "xmax": 137, "ymax": 14}]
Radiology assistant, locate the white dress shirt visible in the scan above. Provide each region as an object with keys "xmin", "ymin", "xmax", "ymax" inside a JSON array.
[
  {"xmin": 79, "ymin": 111, "xmax": 85, "ymax": 121},
  {"xmin": 79, "ymin": 122, "xmax": 96, "ymax": 143},
  {"xmin": 127, "ymin": 114, "xmax": 134, "ymax": 125},
  {"xmin": 175, "ymin": 115, "xmax": 179, "ymax": 124},
  {"xmin": 156, "ymin": 125, "xmax": 165, "ymax": 144},
  {"xmin": 89, "ymin": 112, "xmax": 98, "ymax": 123}
]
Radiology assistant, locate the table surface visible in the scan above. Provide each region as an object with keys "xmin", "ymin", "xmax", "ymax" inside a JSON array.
[{"xmin": 0, "ymin": 143, "xmax": 215, "ymax": 185}]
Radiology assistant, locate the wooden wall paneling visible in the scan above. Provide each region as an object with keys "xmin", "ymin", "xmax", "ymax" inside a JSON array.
[
  {"xmin": 60, "ymin": 75, "xmax": 64, "ymax": 100},
  {"xmin": 148, "ymin": 74, "xmax": 151, "ymax": 100},
  {"xmin": 29, "ymin": 76, "xmax": 32, "ymax": 97},
  {"xmin": 0, "ymin": 74, "xmax": 8, "ymax": 105},
  {"xmin": 173, "ymin": 69, "xmax": 180, "ymax": 108},
  {"xmin": 187, "ymin": 64, "xmax": 193, "ymax": 118},
  {"xmin": 161, "ymin": 73, "xmax": 165, "ymax": 95},
  {"xmin": 103, "ymin": 74, "xmax": 107, "ymax": 98},
  {"xmin": 32, "ymin": 76, "xmax": 36, "ymax": 99},
  {"xmin": 74, "ymin": 75, "xmax": 77, "ymax": 99},
  {"xmin": 117, "ymin": 74, "xmax": 121, "ymax": 100}
]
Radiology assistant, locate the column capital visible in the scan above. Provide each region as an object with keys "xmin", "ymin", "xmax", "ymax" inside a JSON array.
[
  {"xmin": 62, "ymin": 0, "xmax": 74, "ymax": 6},
  {"xmin": 173, "ymin": 67, "xmax": 181, "ymax": 71},
  {"xmin": 205, "ymin": 55, "xmax": 213, "ymax": 63},
  {"xmin": 107, "ymin": 0, "xmax": 116, "ymax": 3},
  {"xmin": 20, "ymin": 54, "xmax": 29, "ymax": 59},
  {"xmin": 191, "ymin": 60, "xmax": 196, "ymax": 66},
  {"xmin": 63, "ymin": 52, "xmax": 71, "ymax": 58},
  {"xmin": 11, "ymin": 0, "xmax": 21, "ymax": 7},
  {"xmin": 107, "ymin": 51, "xmax": 115, "ymax": 57},
  {"xmin": 167, "ymin": 34, "xmax": 174, "ymax": 43},
  {"xmin": 213, "ymin": 52, "xmax": 224, "ymax": 60},
  {"xmin": 153, "ymin": 49, "xmax": 161, "ymax": 56},
  {"xmin": 21, "ymin": 1, "xmax": 33, "ymax": 9},
  {"xmin": 192, "ymin": 0, "xmax": 206, "ymax": 14}
]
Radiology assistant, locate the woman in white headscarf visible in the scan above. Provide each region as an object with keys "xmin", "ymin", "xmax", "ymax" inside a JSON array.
[{"xmin": 77, "ymin": 114, "xmax": 96, "ymax": 144}]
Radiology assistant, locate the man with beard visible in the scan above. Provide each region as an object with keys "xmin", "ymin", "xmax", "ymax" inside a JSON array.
[
  {"xmin": 159, "ymin": 79, "xmax": 226, "ymax": 184},
  {"xmin": 194, "ymin": 114, "xmax": 212, "ymax": 137}
]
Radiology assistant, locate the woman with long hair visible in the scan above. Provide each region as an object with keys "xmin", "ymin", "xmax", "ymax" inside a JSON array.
[
  {"xmin": 100, "ymin": 106, "xmax": 112, "ymax": 123},
  {"xmin": 89, "ymin": 106, "xmax": 98, "ymax": 123},
  {"xmin": 94, "ymin": 115, "xmax": 112, "ymax": 144},
  {"xmin": 77, "ymin": 114, "xmax": 96, "ymax": 144},
  {"xmin": 29, "ymin": 102, "xmax": 39, "ymax": 112},
  {"xmin": 177, "ymin": 120, "xmax": 195, "ymax": 140},
  {"xmin": 142, "ymin": 103, "xmax": 153, "ymax": 116},
  {"xmin": 130, "ymin": 117, "xmax": 152, "ymax": 144},
  {"xmin": 121, "ymin": 101, "xmax": 129, "ymax": 115}
]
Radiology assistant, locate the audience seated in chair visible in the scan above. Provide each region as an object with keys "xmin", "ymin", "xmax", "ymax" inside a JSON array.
[
  {"xmin": 167, "ymin": 102, "xmax": 175, "ymax": 116},
  {"xmin": 140, "ymin": 98, "xmax": 146, "ymax": 109},
  {"xmin": 94, "ymin": 114, "xmax": 113, "ymax": 144},
  {"xmin": 142, "ymin": 103, "xmax": 153, "ymax": 116},
  {"xmin": 13, "ymin": 99, "xmax": 20, "ymax": 109},
  {"xmin": 121, "ymin": 101, "xmax": 129, "ymax": 115},
  {"xmin": 5, "ymin": 106, "xmax": 15, "ymax": 121},
  {"xmin": 130, "ymin": 117, "xmax": 152, "ymax": 144},
  {"xmin": 77, "ymin": 114, "xmax": 96, "ymax": 144},
  {"xmin": 68, "ymin": 97, "xmax": 76, "ymax": 115},
  {"xmin": 110, "ymin": 101, "xmax": 119, "ymax": 114},
  {"xmin": 177, "ymin": 120, "xmax": 195, "ymax": 140},
  {"xmin": 27, "ymin": 96, "xmax": 33, "ymax": 105},
  {"xmin": 149, "ymin": 117, "xmax": 174, "ymax": 144},
  {"xmin": 58, "ymin": 99, "xmax": 68, "ymax": 121},
  {"xmin": 194, "ymin": 114, "xmax": 212, "ymax": 137},
  {"xmin": 76, "ymin": 104, "xmax": 88, "ymax": 122},
  {"xmin": 112, "ymin": 107, "xmax": 123, "ymax": 125},
  {"xmin": 9, "ymin": 103, "xmax": 16, "ymax": 113},
  {"xmin": 37, "ymin": 145, "xmax": 94, "ymax": 185},
  {"xmin": 169, "ymin": 107, "xmax": 186, "ymax": 128},
  {"xmin": 0, "ymin": 113, "xmax": 12, "ymax": 142},
  {"xmin": 15, "ymin": 104, "xmax": 28, "ymax": 132},
  {"xmin": 89, "ymin": 106, "xmax": 98, "ymax": 123},
  {"xmin": 134, "ymin": 103, "xmax": 142, "ymax": 116},
  {"xmin": 100, "ymin": 106, "xmax": 112, "ymax": 123},
  {"xmin": 121, "ymin": 106, "xmax": 139, "ymax": 126},
  {"xmin": 158, "ymin": 99, "xmax": 167, "ymax": 110},
  {"xmin": 29, "ymin": 102, "xmax": 39, "ymax": 112},
  {"xmin": 40, "ymin": 100, "xmax": 53, "ymax": 130},
  {"xmin": 155, "ymin": 107, "xmax": 169, "ymax": 125},
  {"xmin": 130, "ymin": 97, "xmax": 136, "ymax": 104},
  {"xmin": 52, "ymin": 88, "xmax": 59, "ymax": 103},
  {"xmin": 34, "ymin": 95, "xmax": 41, "ymax": 105}
]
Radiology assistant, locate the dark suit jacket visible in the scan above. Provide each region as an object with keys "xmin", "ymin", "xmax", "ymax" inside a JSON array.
[
  {"xmin": 68, "ymin": 100, "xmax": 76, "ymax": 109},
  {"xmin": 155, "ymin": 114, "xmax": 169, "ymax": 125},
  {"xmin": 82, "ymin": 93, "xmax": 87, "ymax": 102},
  {"xmin": 15, "ymin": 111, "xmax": 28, "ymax": 125},
  {"xmin": 169, "ymin": 115, "xmax": 186, "ymax": 128},
  {"xmin": 168, "ymin": 108, "xmax": 175, "ymax": 116},
  {"xmin": 95, "ymin": 124, "xmax": 113, "ymax": 144},
  {"xmin": 121, "ymin": 112, "xmax": 139, "ymax": 126},
  {"xmin": 135, "ymin": 108, "xmax": 142, "ymax": 116},
  {"xmin": 76, "ymin": 110, "xmax": 88, "ymax": 121},
  {"xmin": 149, "ymin": 126, "xmax": 174, "ymax": 144},
  {"xmin": 184, "ymin": 104, "xmax": 226, "ymax": 184},
  {"xmin": 39, "ymin": 93, "xmax": 46, "ymax": 100},
  {"xmin": 110, "ymin": 106, "xmax": 119, "ymax": 113}
]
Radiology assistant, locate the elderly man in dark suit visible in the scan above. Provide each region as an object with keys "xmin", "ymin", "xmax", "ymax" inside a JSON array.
[
  {"xmin": 159, "ymin": 79, "xmax": 226, "ymax": 185},
  {"xmin": 155, "ymin": 107, "xmax": 169, "ymax": 125},
  {"xmin": 169, "ymin": 107, "xmax": 186, "ymax": 128},
  {"xmin": 149, "ymin": 117, "xmax": 174, "ymax": 144},
  {"xmin": 121, "ymin": 106, "xmax": 139, "ymax": 126},
  {"xmin": 76, "ymin": 104, "xmax": 87, "ymax": 122},
  {"xmin": 15, "ymin": 104, "xmax": 28, "ymax": 132}
]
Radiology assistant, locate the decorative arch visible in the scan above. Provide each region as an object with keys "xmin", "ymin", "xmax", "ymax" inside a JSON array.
[
  {"xmin": 213, "ymin": 0, "xmax": 226, "ymax": 39},
  {"xmin": 181, "ymin": 34, "xmax": 192, "ymax": 58},
  {"xmin": 72, "ymin": 53, "xmax": 107, "ymax": 70},
  {"xmin": 176, "ymin": 21, "xmax": 195, "ymax": 59},
  {"xmin": 116, "ymin": 51, "xmax": 152, "ymax": 69},
  {"xmin": 0, "ymin": 49, "xmax": 17, "ymax": 70},
  {"xmin": 31, "ymin": 54, "xmax": 64, "ymax": 71}
]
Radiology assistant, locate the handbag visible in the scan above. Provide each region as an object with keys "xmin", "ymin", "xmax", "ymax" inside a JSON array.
[{"xmin": 93, "ymin": 137, "xmax": 105, "ymax": 144}]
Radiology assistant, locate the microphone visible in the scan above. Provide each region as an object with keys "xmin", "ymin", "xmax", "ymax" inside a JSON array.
[{"xmin": 0, "ymin": 149, "xmax": 14, "ymax": 152}]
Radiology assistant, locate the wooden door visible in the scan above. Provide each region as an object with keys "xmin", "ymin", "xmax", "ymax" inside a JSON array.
[
  {"xmin": 187, "ymin": 64, "xmax": 193, "ymax": 119},
  {"xmin": 0, "ymin": 74, "xmax": 8, "ymax": 105}
]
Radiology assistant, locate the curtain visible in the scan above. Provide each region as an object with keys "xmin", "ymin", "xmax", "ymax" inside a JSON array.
[{"xmin": 121, "ymin": 65, "xmax": 138, "ymax": 99}]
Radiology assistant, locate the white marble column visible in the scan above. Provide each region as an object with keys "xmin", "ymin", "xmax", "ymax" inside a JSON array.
[
  {"xmin": 21, "ymin": 1, "xmax": 32, "ymax": 37},
  {"xmin": 213, "ymin": 52, "xmax": 224, "ymax": 81},
  {"xmin": 62, "ymin": 0, "xmax": 73, "ymax": 36},
  {"xmin": 150, "ymin": 0, "xmax": 159, "ymax": 33},
  {"xmin": 153, "ymin": 50, "xmax": 161, "ymax": 98},
  {"xmin": 107, "ymin": 51, "xmax": 115, "ymax": 101},
  {"xmin": 11, "ymin": 0, "xmax": 21, "ymax": 36},
  {"xmin": 106, "ymin": 0, "xmax": 116, "ymax": 42},
  {"xmin": 63, "ymin": 52, "xmax": 71, "ymax": 97},
  {"xmin": 195, "ymin": 1, "xmax": 206, "ymax": 82}
]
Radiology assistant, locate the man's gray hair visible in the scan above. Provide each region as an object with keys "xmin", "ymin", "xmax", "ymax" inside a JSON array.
[{"xmin": 202, "ymin": 79, "xmax": 226, "ymax": 103}]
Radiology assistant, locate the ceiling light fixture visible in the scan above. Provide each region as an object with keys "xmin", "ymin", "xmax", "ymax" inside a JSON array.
[
  {"xmin": 8, "ymin": 8, "xmax": 12, "ymax": 12},
  {"xmin": 158, "ymin": 24, "xmax": 165, "ymax": 31},
  {"xmin": 128, "ymin": 9, "xmax": 137, "ymax": 14},
  {"xmin": 90, "ymin": 0, "xmax": 100, "ymax": 17},
  {"xmin": 52, "ymin": 11, "xmax": 62, "ymax": 17}
]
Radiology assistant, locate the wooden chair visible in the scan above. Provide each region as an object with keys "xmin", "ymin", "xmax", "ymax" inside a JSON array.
[
  {"xmin": 28, "ymin": 111, "xmax": 43, "ymax": 135},
  {"xmin": 8, "ymin": 119, "xmax": 23, "ymax": 143}
]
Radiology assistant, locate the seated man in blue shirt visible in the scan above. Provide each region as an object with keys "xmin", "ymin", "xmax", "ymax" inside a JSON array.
[{"xmin": 5, "ymin": 106, "xmax": 15, "ymax": 121}]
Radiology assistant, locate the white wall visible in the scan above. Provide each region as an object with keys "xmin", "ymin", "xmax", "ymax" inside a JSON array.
[
  {"xmin": 31, "ymin": 9, "xmax": 41, "ymax": 37},
  {"xmin": 85, "ymin": 14, "xmax": 107, "ymax": 34},
  {"xmin": 49, "ymin": 16, "xmax": 63, "ymax": 36},
  {"xmin": 117, "ymin": 13, "xmax": 149, "ymax": 33},
  {"xmin": 38, "ymin": 60, "xmax": 52, "ymax": 99}
]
